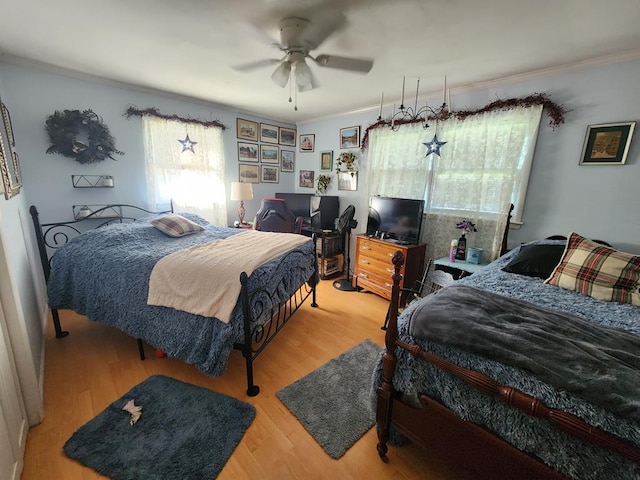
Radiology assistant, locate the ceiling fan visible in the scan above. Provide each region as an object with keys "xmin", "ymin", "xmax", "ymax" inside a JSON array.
[{"xmin": 234, "ymin": 16, "xmax": 374, "ymax": 92}]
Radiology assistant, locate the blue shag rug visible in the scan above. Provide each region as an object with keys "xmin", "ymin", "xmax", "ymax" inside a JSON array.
[
  {"xmin": 276, "ymin": 339, "xmax": 382, "ymax": 459},
  {"xmin": 63, "ymin": 375, "xmax": 255, "ymax": 479}
]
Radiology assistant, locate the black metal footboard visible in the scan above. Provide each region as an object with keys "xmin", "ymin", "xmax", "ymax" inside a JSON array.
[{"xmin": 235, "ymin": 238, "xmax": 318, "ymax": 396}]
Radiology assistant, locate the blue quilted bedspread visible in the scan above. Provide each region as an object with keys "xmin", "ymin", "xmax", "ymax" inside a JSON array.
[
  {"xmin": 47, "ymin": 214, "xmax": 315, "ymax": 376},
  {"xmin": 371, "ymin": 239, "xmax": 640, "ymax": 480}
]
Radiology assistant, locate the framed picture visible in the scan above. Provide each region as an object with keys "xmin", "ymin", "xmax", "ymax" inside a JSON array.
[
  {"xmin": 340, "ymin": 126, "xmax": 360, "ymax": 149},
  {"xmin": 260, "ymin": 123, "xmax": 279, "ymax": 144},
  {"xmin": 239, "ymin": 164, "xmax": 259, "ymax": 183},
  {"xmin": 281, "ymin": 150, "xmax": 295, "ymax": 172},
  {"xmin": 279, "ymin": 127, "xmax": 296, "ymax": 147},
  {"xmin": 260, "ymin": 144, "xmax": 279, "ymax": 164},
  {"xmin": 299, "ymin": 170, "xmax": 314, "ymax": 188},
  {"xmin": 237, "ymin": 141, "xmax": 258, "ymax": 162},
  {"xmin": 299, "ymin": 134, "xmax": 315, "ymax": 152},
  {"xmin": 236, "ymin": 118, "xmax": 258, "ymax": 141},
  {"xmin": 579, "ymin": 122, "xmax": 636, "ymax": 165},
  {"xmin": 338, "ymin": 172, "xmax": 358, "ymax": 191},
  {"xmin": 0, "ymin": 97, "xmax": 21, "ymax": 198},
  {"xmin": 261, "ymin": 165, "xmax": 279, "ymax": 183},
  {"xmin": 320, "ymin": 150, "xmax": 333, "ymax": 171}
]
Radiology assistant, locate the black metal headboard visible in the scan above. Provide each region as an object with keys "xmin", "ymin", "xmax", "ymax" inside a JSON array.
[{"xmin": 29, "ymin": 203, "xmax": 173, "ymax": 282}]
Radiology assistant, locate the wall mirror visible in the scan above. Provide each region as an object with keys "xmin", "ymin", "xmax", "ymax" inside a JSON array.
[{"xmin": 0, "ymin": 92, "xmax": 22, "ymax": 199}]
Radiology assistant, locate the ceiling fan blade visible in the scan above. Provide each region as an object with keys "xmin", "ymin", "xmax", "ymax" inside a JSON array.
[
  {"xmin": 313, "ymin": 54, "xmax": 373, "ymax": 73},
  {"xmin": 232, "ymin": 58, "xmax": 282, "ymax": 72},
  {"xmin": 271, "ymin": 60, "xmax": 292, "ymax": 87},
  {"xmin": 297, "ymin": 10, "xmax": 346, "ymax": 50}
]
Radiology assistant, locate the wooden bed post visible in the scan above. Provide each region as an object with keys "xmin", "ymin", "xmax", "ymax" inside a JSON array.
[{"xmin": 376, "ymin": 250, "xmax": 404, "ymax": 462}]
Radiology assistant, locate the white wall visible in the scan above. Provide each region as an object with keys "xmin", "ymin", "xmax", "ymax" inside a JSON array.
[{"xmin": 299, "ymin": 58, "xmax": 640, "ymax": 255}]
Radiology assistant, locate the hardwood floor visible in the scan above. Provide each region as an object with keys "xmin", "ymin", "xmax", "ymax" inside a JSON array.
[{"xmin": 21, "ymin": 278, "xmax": 469, "ymax": 480}]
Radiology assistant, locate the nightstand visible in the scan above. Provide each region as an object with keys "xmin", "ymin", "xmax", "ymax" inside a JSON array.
[{"xmin": 434, "ymin": 257, "xmax": 488, "ymax": 278}]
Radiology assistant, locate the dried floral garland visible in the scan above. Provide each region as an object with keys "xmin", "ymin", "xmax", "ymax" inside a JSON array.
[
  {"xmin": 361, "ymin": 93, "xmax": 567, "ymax": 150},
  {"xmin": 45, "ymin": 109, "xmax": 124, "ymax": 164},
  {"xmin": 124, "ymin": 106, "xmax": 227, "ymax": 130}
]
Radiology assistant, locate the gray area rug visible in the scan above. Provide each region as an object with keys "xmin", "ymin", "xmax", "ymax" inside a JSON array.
[
  {"xmin": 277, "ymin": 339, "xmax": 382, "ymax": 459},
  {"xmin": 63, "ymin": 375, "xmax": 255, "ymax": 479}
]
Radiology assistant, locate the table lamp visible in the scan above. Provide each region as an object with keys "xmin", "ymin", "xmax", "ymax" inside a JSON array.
[{"xmin": 230, "ymin": 182, "xmax": 253, "ymax": 226}]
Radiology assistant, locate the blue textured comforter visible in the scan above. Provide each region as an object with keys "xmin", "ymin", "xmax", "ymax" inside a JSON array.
[
  {"xmin": 372, "ymin": 239, "xmax": 640, "ymax": 480},
  {"xmin": 47, "ymin": 215, "xmax": 315, "ymax": 376}
]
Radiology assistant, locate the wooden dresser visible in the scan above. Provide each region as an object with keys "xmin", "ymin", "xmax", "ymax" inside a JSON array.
[{"xmin": 353, "ymin": 234, "xmax": 426, "ymax": 306}]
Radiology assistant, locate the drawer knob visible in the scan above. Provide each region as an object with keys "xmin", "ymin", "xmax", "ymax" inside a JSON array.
[
  {"xmin": 387, "ymin": 252, "xmax": 394, "ymax": 257},
  {"xmin": 363, "ymin": 246, "xmax": 371, "ymax": 251}
]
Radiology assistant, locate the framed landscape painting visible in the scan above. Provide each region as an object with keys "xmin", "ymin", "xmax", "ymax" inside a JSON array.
[
  {"xmin": 260, "ymin": 123, "xmax": 279, "ymax": 144},
  {"xmin": 237, "ymin": 142, "xmax": 258, "ymax": 162},
  {"xmin": 279, "ymin": 127, "xmax": 296, "ymax": 146},
  {"xmin": 281, "ymin": 150, "xmax": 295, "ymax": 172},
  {"xmin": 239, "ymin": 164, "xmax": 259, "ymax": 183},
  {"xmin": 261, "ymin": 165, "xmax": 279, "ymax": 183},
  {"xmin": 236, "ymin": 118, "xmax": 258, "ymax": 141},
  {"xmin": 260, "ymin": 144, "xmax": 279, "ymax": 164},
  {"xmin": 340, "ymin": 126, "xmax": 360, "ymax": 149}
]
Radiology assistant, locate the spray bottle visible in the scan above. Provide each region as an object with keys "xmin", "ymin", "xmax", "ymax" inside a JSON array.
[{"xmin": 449, "ymin": 239, "xmax": 458, "ymax": 262}]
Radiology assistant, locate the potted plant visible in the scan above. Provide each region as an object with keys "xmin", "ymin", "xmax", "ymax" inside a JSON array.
[
  {"xmin": 317, "ymin": 174, "xmax": 332, "ymax": 194},
  {"xmin": 335, "ymin": 151, "xmax": 357, "ymax": 176}
]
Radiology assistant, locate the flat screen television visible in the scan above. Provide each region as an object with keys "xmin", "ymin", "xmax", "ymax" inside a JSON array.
[{"xmin": 366, "ymin": 196, "xmax": 425, "ymax": 245}]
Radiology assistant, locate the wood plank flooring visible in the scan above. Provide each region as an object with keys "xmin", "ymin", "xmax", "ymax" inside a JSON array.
[{"xmin": 20, "ymin": 278, "xmax": 469, "ymax": 480}]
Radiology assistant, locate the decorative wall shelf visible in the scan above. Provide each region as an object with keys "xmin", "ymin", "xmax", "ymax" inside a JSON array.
[
  {"xmin": 72, "ymin": 204, "xmax": 122, "ymax": 220},
  {"xmin": 72, "ymin": 174, "xmax": 114, "ymax": 188}
]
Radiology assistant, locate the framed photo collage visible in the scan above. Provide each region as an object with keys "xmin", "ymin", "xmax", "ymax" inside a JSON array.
[{"xmin": 236, "ymin": 118, "xmax": 296, "ymax": 184}]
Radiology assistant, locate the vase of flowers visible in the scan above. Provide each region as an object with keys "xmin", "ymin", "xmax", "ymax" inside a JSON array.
[{"xmin": 455, "ymin": 219, "xmax": 477, "ymax": 260}]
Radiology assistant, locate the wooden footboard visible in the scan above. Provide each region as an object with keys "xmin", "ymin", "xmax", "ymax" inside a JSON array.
[{"xmin": 376, "ymin": 251, "xmax": 640, "ymax": 477}]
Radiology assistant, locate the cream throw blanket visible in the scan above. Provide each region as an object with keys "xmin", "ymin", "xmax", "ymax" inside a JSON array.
[{"xmin": 147, "ymin": 230, "xmax": 310, "ymax": 323}]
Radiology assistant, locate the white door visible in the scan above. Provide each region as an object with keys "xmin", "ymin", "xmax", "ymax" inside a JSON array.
[{"xmin": 0, "ymin": 301, "xmax": 27, "ymax": 480}]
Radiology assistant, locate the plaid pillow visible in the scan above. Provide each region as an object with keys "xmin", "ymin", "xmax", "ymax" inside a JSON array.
[
  {"xmin": 149, "ymin": 214, "xmax": 204, "ymax": 237},
  {"xmin": 544, "ymin": 232, "xmax": 640, "ymax": 305}
]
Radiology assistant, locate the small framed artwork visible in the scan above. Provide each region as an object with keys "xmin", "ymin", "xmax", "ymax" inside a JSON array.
[
  {"xmin": 239, "ymin": 164, "xmax": 259, "ymax": 183},
  {"xmin": 579, "ymin": 121, "xmax": 636, "ymax": 165},
  {"xmin": 338, "ymin": 171, "xmax": 358, "ymax": 191},
  {"xmin": 236, "ymin": 118, "xmax": 258, "ymax": 141},
  {"xmin": 279, "ymin": 127, "xmax": 296, "ymax": 147},
  {"xmin": 260, "ymin": 123, "xmax": 279, "ymax": 144},
  {"xmin": 299, "ymin": 170, "xmax": 314, "ymax": 188},
  {"xmin": 281, "ymin": 150, "xmax": 295, "ymax": 172},
  {"xmin": 299, "ymin": 134, "xmax": 315, "ymax": 152},
  {"xmin": 260, "ymin": 144, "xmax": 279, "ymax": 164},
  {"xmin": 237, "ymin": 142, "xmax": 258, "ymax": 162},
  {"xmin": 261, "ymin": 165, "xmax": 279, "ymax": 183},
  {"xmin": 340, "ymin": 126, "xmax": 360, "ymax": 149},
  {"xmin": 320, "ymin": 150, "xmax": 333, "ymax": 171}
]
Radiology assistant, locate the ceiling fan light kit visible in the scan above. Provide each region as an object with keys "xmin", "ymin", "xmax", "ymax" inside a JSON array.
[{"xmin": 235, "ymin": 15, "xmax": 374, "ymax": 108}]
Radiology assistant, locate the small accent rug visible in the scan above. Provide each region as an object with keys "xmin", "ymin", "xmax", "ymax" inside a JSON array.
[
  {"xmin": 276, "ymin": 339, "xmax": 382, "ymax": 459},
  {"xmin": 63, "ymin": 375, "xmax": 255, "ymax": 479}
]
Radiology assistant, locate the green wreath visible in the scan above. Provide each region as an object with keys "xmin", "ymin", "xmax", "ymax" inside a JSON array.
[{"xmin": 45, "ymin": 109, "xmax": 124, "ymax": 164}]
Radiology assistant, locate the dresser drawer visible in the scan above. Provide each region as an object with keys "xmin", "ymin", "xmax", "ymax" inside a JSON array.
[
  {"xmin": 355, "ymin": 274, "xmax": 392, "ymax": 300},
  {"xmin": 356, "ymin": 238, "xmax": 398, "ymax": 263},
  {"xmin": 356, "ymin": 255, "xmax": 402, "ymax": 279}
]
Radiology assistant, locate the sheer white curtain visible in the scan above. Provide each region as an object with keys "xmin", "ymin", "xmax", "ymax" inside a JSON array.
[
  {"xmin": 143, "ymin": 116, "xmax": 227, "ymax": 225},
  {"xmin": 366, "ymin": 122, "xmax": 430, "ymax": 199},
  {"xmin": 366, "ymin": 105, "xmax": 543, "ymax": 262}
]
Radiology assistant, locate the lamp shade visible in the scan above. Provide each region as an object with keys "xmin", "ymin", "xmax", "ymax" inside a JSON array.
[
  {"xmin": 230, "ymin": 182, "xmax": 253, "ymax": 201},
  {"xmin": 295, "ymin": 60, "xmax": 313, "ymax": 88},
  {"xmin": 271, "ymin": 61, "xmax": 292, "ymax": 88}
]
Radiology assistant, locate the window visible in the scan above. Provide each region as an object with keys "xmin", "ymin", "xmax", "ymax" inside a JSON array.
[
  {"xmin": 367, "ymin": 105, "xmax": 543, "ymax": 224},
  {"xmin": 143, "ymin": 116, "xmax": 227, "ymax": 225}
]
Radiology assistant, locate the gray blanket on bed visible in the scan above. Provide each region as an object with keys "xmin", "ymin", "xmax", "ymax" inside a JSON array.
[{"xmin": 408, "ymin": 285, "xmax": 640, "ymax": 422}]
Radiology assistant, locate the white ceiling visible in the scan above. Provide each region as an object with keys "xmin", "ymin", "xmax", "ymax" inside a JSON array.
[{"xmin": 1, "ymin": 0, "xmax": 640, "ymax": 124}]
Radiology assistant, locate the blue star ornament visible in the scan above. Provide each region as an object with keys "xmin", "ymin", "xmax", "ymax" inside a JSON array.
[
  {"xmin": 423, "ymin": 134, "xmax": 447, "ymax": 157},
  {"xmin": 178, "ymin": 134, "xmax": 198, "ymax": 153}
]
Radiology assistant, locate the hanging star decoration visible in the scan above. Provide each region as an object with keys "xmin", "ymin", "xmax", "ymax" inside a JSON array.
[
  {"xmin": 423, "ymin": 134, "xmax": 447, "ymax": 157},
  {"xmin": 178, "ymin": 134, "xmax": 197, "ymax": 153}
]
